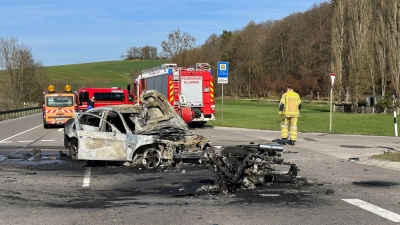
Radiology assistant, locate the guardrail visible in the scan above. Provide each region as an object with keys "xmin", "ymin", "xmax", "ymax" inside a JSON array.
[{"xmin": 0, "ymin": 107, "xmax": 42, "ymax": 121}]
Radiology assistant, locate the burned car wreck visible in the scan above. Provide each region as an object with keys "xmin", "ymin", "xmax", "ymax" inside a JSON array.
[{"xmin": 64, "ymin": 90, "xmax": 208, "ymax": 169}]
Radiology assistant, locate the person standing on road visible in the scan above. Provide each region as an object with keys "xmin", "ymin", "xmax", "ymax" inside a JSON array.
[{"xmin": 278, "ymin": 83, "xmax": 301, "ymax": 145}]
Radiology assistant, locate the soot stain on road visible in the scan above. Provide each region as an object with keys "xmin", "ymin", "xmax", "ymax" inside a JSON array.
[
  {"xmin": 0, "ymin": 160, "xmax": 330, "ymax": 210},
  {"xmin": 352, "ymin": 180, "xmax": 398, "ymax": 187},
  {"xmin": 340, "ymin": 145, "xmax": 371, "ymax": 149}
]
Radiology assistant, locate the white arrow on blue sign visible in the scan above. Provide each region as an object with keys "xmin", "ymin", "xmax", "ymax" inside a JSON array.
[{"xmin": 217, "ymin": 61, "xmax": 229, "ymax": 84}]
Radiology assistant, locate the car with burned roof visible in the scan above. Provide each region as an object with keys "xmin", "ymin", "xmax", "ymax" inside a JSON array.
[{"xmin": 63, "ymin": 90, "xmax": 209, "ymax": 169}]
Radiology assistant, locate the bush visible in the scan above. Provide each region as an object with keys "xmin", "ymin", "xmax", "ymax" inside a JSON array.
[
  {"xmin": 357, "ymin": 99, "xmax": 366, "ymax": 107},
  {"xmin": 375, "ymin": 94, "xmax": 394, "ymax": 111}
]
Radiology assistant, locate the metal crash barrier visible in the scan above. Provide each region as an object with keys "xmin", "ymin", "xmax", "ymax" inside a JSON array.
[{"xmin": 0, "ymin": 107, "xmax": 42, "ymax": 121}]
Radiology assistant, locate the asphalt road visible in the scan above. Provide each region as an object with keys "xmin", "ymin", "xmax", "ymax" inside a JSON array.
[{"xmin": 0, "ymin": 114, "xmax": 400, "ymax": 225}]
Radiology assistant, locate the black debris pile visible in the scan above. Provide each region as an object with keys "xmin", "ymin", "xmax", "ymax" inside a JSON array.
[{"xmin": 200, "ymin": 143, "xmax": 299, "ymax": 194}]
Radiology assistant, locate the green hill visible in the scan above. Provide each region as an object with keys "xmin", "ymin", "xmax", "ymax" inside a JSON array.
[
  {"xmin": 46, "ymin": 59, "xmax": 167, "ymax": 89},
  {"xmin": 0, "ymin": 59, "xmax": 168, "ymax": 90}
]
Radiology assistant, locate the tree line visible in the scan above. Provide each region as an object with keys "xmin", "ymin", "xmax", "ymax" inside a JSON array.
[
  {"xmin": 331, "ymin": 0, "xmax": 400, "ymax": 108},
  {"xmin": 121, "ymin": 45, "xmax": 158, "ymax": 60},
  {"xmin": 162, "ymin": 0, "xmax": 400, "ymax": 109},
  {"xmin": 161, "ymin": 3, "xmax": 333, "ymax": 101},
  {"xmin": 122, "ymin": 29, "xmax": 196, "ymax": 62},
  {"xmin": 2, "ymin": 0, "xmax": 399, "ymax": 110}
]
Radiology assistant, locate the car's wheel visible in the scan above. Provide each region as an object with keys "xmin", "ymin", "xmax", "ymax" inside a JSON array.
[
  {"xmin": 44, "ymin": 124, "xmax": 49, "ymax": 129},
  {"xmin": 142, "ymin": 148, "xmax": 161, "ymax": 169},
  {"xmin": 69, "ymin": 138, "xmax": 78, "ymax": 160}
]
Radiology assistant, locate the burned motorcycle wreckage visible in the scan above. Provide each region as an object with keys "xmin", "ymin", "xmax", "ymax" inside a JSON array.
[{"xmin": 201, "ymin": 143, "xmax": 299, "ymax": 193}]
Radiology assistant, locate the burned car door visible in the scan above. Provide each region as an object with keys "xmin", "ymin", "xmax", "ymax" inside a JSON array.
[{"xmin": 76, "ymin": 110, "xmax": 129, "ymax": 161}]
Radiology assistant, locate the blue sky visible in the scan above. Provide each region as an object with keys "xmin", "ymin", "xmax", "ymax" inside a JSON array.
[{"xmin": 1, "ymin": 0, "xmax": 327, "ymax": 66}]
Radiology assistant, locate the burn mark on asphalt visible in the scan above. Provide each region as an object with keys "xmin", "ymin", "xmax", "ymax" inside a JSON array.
[
  {"xmin": 376, "ymin": 146, "xmax": 397, "ymax": 151},
  {"xmin": 303, "ymin": 138, "xmax": 317, "ymax": 141},
  {"xmin": 352, "ymin": 180, "xmax": 398, "ymax": 187},
  {"xmin": 340, "ymin": 145, "xmax": 371, "ymax": 149},
  {"xmin": 136, "ymin": 177, "xmax": 164, "ymax": 182}
]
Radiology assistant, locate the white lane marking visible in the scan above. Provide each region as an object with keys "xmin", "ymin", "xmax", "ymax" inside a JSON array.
[
  {"xmin": 343, "ymin": 199, "xmax": 400, "ymax": 222},
  {"xmin": 259, "ymin": 194, "xmax": 280, "ymax": 197},
  {"xmin": 58, "ymin": 128, "xmax": 63, "ymax": 132},
  {"xmin": 82, "ymin": 167, "xmax": 92, "ymax": 188},
  {"xmin": 18, "ymin": 140, "xmax": 34, "ymax": 143},
  {"xmin": 41, "ymin": 140, "xmax": 55, "ymax": 142},
  {"xmin": 0, "ymin": 141, "xmax": 12, "ymax": 143},
  {"xmin": 0, "ymin": 124, "xmax": 42, "ymax": 142}
]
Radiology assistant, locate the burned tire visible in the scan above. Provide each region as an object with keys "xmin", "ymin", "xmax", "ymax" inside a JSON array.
[
  {"xmin": 69, "ymin": 138, "xmax": 78, "ymax": 160},
  {"xmin": 142, "ymin": 148, "xmax": 161, "ymax": 169},
  {"xmin": 63, "ymin": 134, "xmax": 70, "ymax": 149}
]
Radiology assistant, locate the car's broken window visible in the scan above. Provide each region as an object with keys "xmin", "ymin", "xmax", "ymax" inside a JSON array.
[
  {"xmin": 79, "ymin": 111, "xmax": 102, "ymax": 128},
  {"xmin": 122, "ymin": 113, "xmax": 137, "ymax": 132},
  {"xmin": 106, "ymin": 110, "xmax": 126, "ymax": 133}
]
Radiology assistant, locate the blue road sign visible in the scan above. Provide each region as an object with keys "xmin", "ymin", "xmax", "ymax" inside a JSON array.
[{"xmin": 217, "ymin": 61, "xmax": 229, "ymax": 84}]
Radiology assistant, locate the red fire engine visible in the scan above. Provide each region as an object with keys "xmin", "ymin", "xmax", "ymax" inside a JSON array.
[
  {"xmin": 128, "ymin": 63, "xmax": 215, "ymax": 126},
  {"xmin": 78, "ymin": 87, "xmax": 132, "ymax": 111}
]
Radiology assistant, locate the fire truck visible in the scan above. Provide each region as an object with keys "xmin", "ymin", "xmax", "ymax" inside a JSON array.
[
  {"xmin": 77, "ymin": 87, "xmax": 132, "ymax": 111},
  {"xmin": 128, "ymin": 63, "xmax": 215, "ymax": 126},
  {"xmin": 42, "ymin": 84, "xmax": 77, "ymax": 128}
]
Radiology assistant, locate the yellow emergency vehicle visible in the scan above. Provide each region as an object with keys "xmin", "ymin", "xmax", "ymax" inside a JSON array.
[{"xmin": 42, "ymin": 85, "xmax": 77, "ymax": 128}]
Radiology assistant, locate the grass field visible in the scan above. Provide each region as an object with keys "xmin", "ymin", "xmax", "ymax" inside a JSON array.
[
  {"xmin": 46, "ymin": 59, "xmax": 168, "ymax": 88},
  {"xmin": 0, "ymin": 59, "xmax": 167, "ymax": 89},
  {"xmin": 208, "ymin": 99, "xmax": 397, "ymax": 137}
]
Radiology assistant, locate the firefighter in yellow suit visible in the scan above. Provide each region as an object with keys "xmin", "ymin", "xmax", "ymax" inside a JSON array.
[{"xmin": 279, "ymin": 83, "xmax": 301, "ymax": 145}]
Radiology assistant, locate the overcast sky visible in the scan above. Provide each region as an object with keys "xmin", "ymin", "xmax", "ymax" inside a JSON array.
[{"xmin": 1, "ymin": 0, "xmax": 327, "ymax": 66}]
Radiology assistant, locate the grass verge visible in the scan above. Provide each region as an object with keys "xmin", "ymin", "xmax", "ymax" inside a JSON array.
[
  {"xmin": 207, "ymin": 98, "xmax": 400, "ymax": 162},
  {"xmin": 208, "ymin": 99, "xmax": 396, "ymax": 136}
]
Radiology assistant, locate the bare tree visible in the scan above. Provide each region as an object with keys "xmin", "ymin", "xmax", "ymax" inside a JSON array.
[
  {"xmin": 0, "ymin": 37, "xmax": 47, "ymax": 109},
  {"xmin": 149, "ymin": 46, "xmax": 158, "ymax": 59},
  {"xmin": 141, "ymin": 45, "xmax": 158, "ymax": 60},
  {"xmin": 161, "ymin": 29, "xmax": 196, "ymax": 65},
  {"xmin": 141, "ymin": 46, "xmax": 151, "ymax": 60},
  {"xmin": 331, "ymin": 0, "xmax": 346, "ymax": 103},
  {"xmin": 385, "ymin": 0, "xmax": 400, "ymax": 99}
]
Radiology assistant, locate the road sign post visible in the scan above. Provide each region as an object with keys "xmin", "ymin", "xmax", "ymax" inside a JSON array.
[
  {"xmin": 217, "ymin": 62, "xmax": 229, "ymax": 125},
  {"xmin": 329, "ymin": 73, "xmax": 336, "ymax": 132}
]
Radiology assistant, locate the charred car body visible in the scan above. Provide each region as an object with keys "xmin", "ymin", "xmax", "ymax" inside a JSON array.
[{"xmin": 64, "ymin": 90, "xmax": 208, "ymax": 169}]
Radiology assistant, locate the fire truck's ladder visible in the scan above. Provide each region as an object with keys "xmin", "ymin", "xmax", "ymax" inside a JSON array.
[
  {"xmin": 173, "ymin": 70, "xmax": 180, "ymax": 106},
  {"xmin": 141, "ymin": 63, "xmax": 177, "ymax": 78}
]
